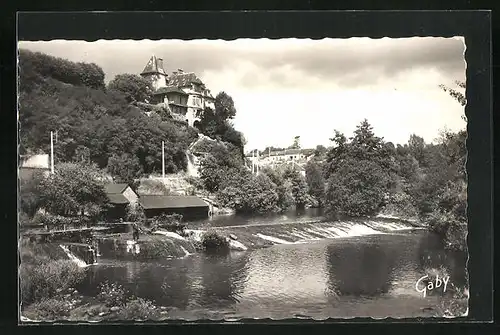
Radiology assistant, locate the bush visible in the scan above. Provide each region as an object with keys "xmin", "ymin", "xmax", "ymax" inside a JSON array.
[
  {"xmin": 149, "ymin": 213, "xmax": 185, "ymax": 232},
  {"xmin": 117, "ymin": 297, "xmax": 160, "ymax": 320},
  {"xmin": 24, "ymin": 298, "xmax": 71, "ymax": 320},
  {"xmin": 201, "ymin": 230, "xmax": 229, "ymax": 252},
  {"xmin": 97, "ymin": 281, "xmax": 128, "ymax": 307},
  {"xmin": 20, "ymin": 259, "xmax": 86, "ymax": 305}
]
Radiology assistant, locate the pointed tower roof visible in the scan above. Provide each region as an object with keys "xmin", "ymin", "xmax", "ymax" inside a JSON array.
[{"xmin": 140, "ymin": 55, "xmax": 167, "ymax": 76}]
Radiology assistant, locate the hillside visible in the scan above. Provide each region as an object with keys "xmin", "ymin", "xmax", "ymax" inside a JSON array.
[{"xmin": 18, "ymin": 49, "xmax": 199, "ymax": 183}]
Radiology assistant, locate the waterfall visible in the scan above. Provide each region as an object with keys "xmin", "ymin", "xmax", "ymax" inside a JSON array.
[
  {"xmin": 185, "ymin": 151, "xmax": 199, "ymax": 177},
  {"xmin": 180, "ymin": 246, "xmax": 192, "ymax": 257},
  {"xmin": 59, "ymin": 244, "xmax": 90, "ymax": 268}
]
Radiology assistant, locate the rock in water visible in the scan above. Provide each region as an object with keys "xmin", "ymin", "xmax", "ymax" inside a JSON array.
[{"xmin": 229, "ymin": 234, "xmax": 238, "ymax": 240}]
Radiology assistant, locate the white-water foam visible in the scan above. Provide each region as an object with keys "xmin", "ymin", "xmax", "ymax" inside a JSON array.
[
  {"xmin": 228, "ymin": 239, "xmax": 248, "ymax": 251},
  {"xmin": 154, "ymin": 230, "xmax": 186, "ymax": 240},
  {"xmin": 255, "ymin": 233, "xmax": 293, "ymax": 244},
  {"xmin": 126, "ymin": 240, "xmax": 141, "ymax": 254},
  {"xmin": 180, "ymin": 245, "xmax": 192, "ymax": 257},
  {"xmin": 59, "ymin": 245, "xmax": 89, "ymax": 268}
]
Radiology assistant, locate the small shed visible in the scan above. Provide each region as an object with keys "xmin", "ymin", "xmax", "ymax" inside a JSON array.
[
  {"xmin": 139, "ymin": 195, "xmax": 209, "ymax": 221},
  {"xmin": 104, "ymin": 183, "xmax": 139, "ymax": 220},
  {"xmin": 19, "ymin": 154, "xmax": 51, "ymax": 182}
]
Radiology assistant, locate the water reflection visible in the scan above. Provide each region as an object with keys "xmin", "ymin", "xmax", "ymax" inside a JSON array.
[
  {"xmin": 326, "ymin": 237, "xmax": 398, "ymax": 297},
  {"xmin": 79, "ymin": 229, "xmax": 467, "ymax": 319}
]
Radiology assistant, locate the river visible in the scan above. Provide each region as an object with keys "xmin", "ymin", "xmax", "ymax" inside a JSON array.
[{"xmin": 78, "ymin": 209, "xmax": 468, "ymax": 320}]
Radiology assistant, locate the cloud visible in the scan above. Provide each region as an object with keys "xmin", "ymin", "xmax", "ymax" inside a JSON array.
[{"xmin": 18, "ymin": 37, "xmax": 466, "ymax": 150}]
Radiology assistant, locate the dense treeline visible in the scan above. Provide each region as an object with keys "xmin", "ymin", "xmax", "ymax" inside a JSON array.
[{"xmin": 304, "ymin": 118, "xmax": 466, "ymax": 250}]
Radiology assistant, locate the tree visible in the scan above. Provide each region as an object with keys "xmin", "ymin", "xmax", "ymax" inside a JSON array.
[
  {"xmin": 19, "ymin": 170, "xmax": 45, "ymax": 218},
  {"xmin": 289, "ymin": 170, "xmax": 309, "ymax": 209},
  {"xmin": 289, "ymin": 136, "xmax": 301, "ymax": 149},
  {"xmin": 107, "ymin": 153, "xmax": 143, "ymax": 187},
  {"xmin": 439, "ymin": 80, "xmax": 466, "ymax": 121},
  {"xmin": 314, "ymin": 145, "xmax": 327, "ymax": 158},
  {"xmin": 325, "ymin": 158, "xmax": 391, "ymax": 217},
  {"xmin": 216, "ymin": 171, "xmax": 279, "ymax": 214},
  {"xmin": 108, "ymin": 74, "xmax": 153, "ymax": 103},
  {"xmin": 38, "ymin": 163, "xmax": 110, "ymax": 220},
  {"xmin": 305, "ymin": 160, "xmax": 326, "ymax": 207},
  {"xmin": 323, "ymin": 120, "xmax": 395, "ymax": 217},
  {"xmin": 408, "ymin": 134, "xmax": 426, "ymax": 166}
]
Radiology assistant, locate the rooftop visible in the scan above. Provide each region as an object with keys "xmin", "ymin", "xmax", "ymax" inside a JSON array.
[
  {"xmin": 104, "ymin": 183, "xmax": 129, "ymax": 195},
  {"xmin": 154, "ymin": 86, "xmax": 188, "ymax": 96},
  {"xmin": 168, "ymin": 72, "xmax": 204, "ymax": 87},
  {"xmin": 140, "ymin": 55, "xmax": 167, "ymax": 76},
  {"xmin": 139, "ymin": 195, "xmax": 209, "ymax": 210}
]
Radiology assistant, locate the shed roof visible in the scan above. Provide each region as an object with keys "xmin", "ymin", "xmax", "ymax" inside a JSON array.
[
  {"xmin": 107, "ymin": 193, "xmax": 130, "ymax": 205},
  {"xmin": 139, "ymin": 195, "xmax": 208, "ymax": 209},
  {"xmin": 104, "ymin": 183, "xmax": 129, "ymax": 194}
]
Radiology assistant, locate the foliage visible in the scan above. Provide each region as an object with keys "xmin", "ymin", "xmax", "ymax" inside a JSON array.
[
  {"xmin": 19, "ymin": 170, "xmax": 46, "ymax": 218},
  {"xmin": 37, "ymin": 163, "xmax": 110, "ymax": 220},
  {"xmin": 125, "ymin": 204, "xmax": 146, "ymax": 223},
  {"xmin": 19, "ymin": 50, "xmax": 198, "ymax": 176},
  {"xmin": 117, "ymin": 297, "xmax": 160, "ymax": 320},
  {"xmin": 325, "ymin": 158, "xmax": 392, "ymax": 217},
  {"xmin": 197, "ymin": 92, "xmax": 244, "ymax": 154},
  {"xmin": 287, "ymin": 167, "xmax": 310, "ymax": 209},
  {"xmin": 19, "ymin": 49, "xmax": 105, "ymax": 91},
  {"xmin": 198, "ymin": 141, "xmax": 244, "ymax": 193},
  {"xmin": 216, "ymin": 170, "xmax": 280, "ymax": 214},
  {"xmin": 260, "ymin": 167, "xmax": 294, "ymax": 212},
  {"xmin": 107, "ymin": 73, "xmax": 154, "ymax": 103},
  {"xmin": 20, "ymin": 257, "xmax": 86, "ymax": 305},
  {"xmin": 201, "ymin": 230, "xmax": 229, "ymax": 252},
  {"xmin": 323, "ymin": 120, "xmax": 394, "ymax": 217},
  {"xmin": 24, "ymin": 298, "xmax": 71, "ymax": 320},
  {"xmin": 107, "ymin": 153, "xmax": 143, "ymax": 186},
  {"xmin": 305, "ymin": 160, "xmax": 326, "ymax": 207},
  {"xmin": 149, "ymin": 213, "xmax": 186, "ymax": 232},
  {"xmin": 97, "ymin": 281, "xmax": 128, "ymax": 307}
]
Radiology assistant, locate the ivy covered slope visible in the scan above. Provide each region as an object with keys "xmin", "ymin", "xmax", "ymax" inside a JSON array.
[{"xmin": 18, "ymin": 49, "xmax": 199, "ymax": 184}]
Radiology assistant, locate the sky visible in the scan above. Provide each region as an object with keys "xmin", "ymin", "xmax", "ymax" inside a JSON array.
[{"xmin": 18, "ymin": 38, "xmax": 466, "ymax": 151}]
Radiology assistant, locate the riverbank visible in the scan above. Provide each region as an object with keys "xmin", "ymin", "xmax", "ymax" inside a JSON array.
[
  {"xmin": 20, "ymin": 229, "xmax": 468, "ymax": 322},
  {"xmin": 19, "ymin": 213, "xmax": 468, "ymax": 322}
]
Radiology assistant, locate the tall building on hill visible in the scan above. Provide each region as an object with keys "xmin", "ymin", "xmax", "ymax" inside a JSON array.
[{"xmin": 139, "ymin": 55, "xmax": 216, "ymax": 127}]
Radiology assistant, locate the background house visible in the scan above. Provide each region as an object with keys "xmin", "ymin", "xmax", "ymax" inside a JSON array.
[
  {"xmin": 139, "ymin": 55, "xmax": 216, "ymax": 127},
  {"xmin": 104, "ymin": 183, "xmax": 139, "ymax": 220},
  {"xmin": 139, "ymin": 195, "xmax": 209, "ymax": 220},
  {"xmin": 19, "ymin": 154, "xmax": 51, "ymax": 181}
]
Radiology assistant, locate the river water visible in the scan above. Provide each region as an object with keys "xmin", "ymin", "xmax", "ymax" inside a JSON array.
[{"xmin": 79, "ymin": 210, "xmax": 468, "ymax": 320}]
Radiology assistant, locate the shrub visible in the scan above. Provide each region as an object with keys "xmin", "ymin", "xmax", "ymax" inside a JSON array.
[
  {"xmin": 20, "ymin": 259, "xmax": 86, "ymax": 305},
  {"xmin": 125, "ymin": 204, "xmax": 146, "ymax": 223},
  {"xmin": 24, "ymin": 298, "xmax": 71, "ymax": 320},
  {"xmin": 97, "ymin": 281, "xmax": 128, "ymax": 307},
  {"xmin": 201, "ymin": 230, "xmax": 229, "ymax": 252},
  {"xmin": 150, "ymin": 213, "xmax": 186, "ymax": 232},
  {"xmin": 117, "ymin": 297, "xmax": 160, "ymax": 320}
]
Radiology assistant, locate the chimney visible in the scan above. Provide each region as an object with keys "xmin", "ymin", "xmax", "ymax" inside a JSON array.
[{"xmin": 157, "ymin": 58, "xmax": 164, "ymax": 71}]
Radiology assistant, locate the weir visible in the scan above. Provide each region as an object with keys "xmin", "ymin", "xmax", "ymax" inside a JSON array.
[
  {"xmin": 60, "ymin": 243, "xmax": 97, "ymax": 267},
  {"xmin": 89, "ymin": 218, "xmax": 422, "ymax": 262}
]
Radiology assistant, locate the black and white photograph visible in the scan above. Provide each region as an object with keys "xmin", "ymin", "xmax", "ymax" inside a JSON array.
[{"xmin": 18, "ymin": 36, "xmax": 469, "ymax": 322}]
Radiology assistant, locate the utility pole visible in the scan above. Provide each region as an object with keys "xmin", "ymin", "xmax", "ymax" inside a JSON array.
[
  {"xmin": 251, "ymin": 150, "xmax": 254, "ymax": 174},
  {"xmin": 50, "ymin": 131, "xmax": 54, "ymax": 174},
  {"xmin": 162, "ymin": 141, "xmax": 165, "ymax": 180}
]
